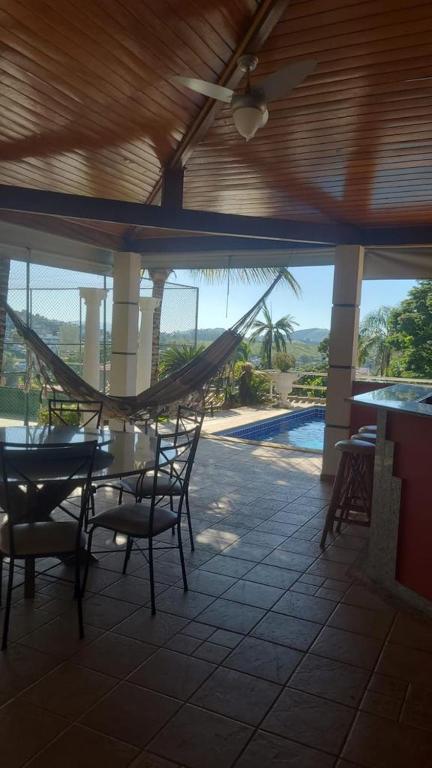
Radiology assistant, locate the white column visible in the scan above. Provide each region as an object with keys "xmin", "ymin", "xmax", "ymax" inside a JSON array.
[
  {"xmin": 137, "ymin": 297, "xmax": 160, "ymax": 393},
  {"xmin": 322, "ymin": 244, "xmax": 364, "ymax": 478},
  {"xmin": 110, "ymin": 251, "xmax": 141, "ymax": 398},
  {"xmin": 79, "ymin": 287, "xmax": 107, "ymax": 389}
]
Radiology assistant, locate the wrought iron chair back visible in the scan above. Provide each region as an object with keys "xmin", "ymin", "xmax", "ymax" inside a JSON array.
[
  {"xmin": 48, "ymin": 399, "xmax": 103, "ymax": 429},
  {"xmin": 142, "ymin": 424, "xmax": 201, "ymax": 534},
  {"xmin": 0, "ymin": 441, "xmax": 97, "ymax": 557}
]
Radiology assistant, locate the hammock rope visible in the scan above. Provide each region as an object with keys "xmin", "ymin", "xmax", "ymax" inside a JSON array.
[{"xmin": 3, "ymin": 272, "xmax": 284, "ymax": 421}]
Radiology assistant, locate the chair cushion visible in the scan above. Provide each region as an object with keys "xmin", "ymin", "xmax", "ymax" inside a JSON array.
[
  {"xmin": 359, "ymin": 425, "xmax": 377, "ymax": 433},
  {"xmin": 120, "ymin": 474, "xmax": 183, "ymax": 498},
  {"xmin": 351, "ymin": 432, "xmax": 376, "ymax": 443},
  {"xmin": 336, "ymin": 439, "xmax": 375, "ymax": 455},
  {"xmin": 0, "ymin": 520, "xmax": 85, "ymax": 556},
  {"xmin": 92, "ymin": 503, "xmax": 177, "ymax": 537}
]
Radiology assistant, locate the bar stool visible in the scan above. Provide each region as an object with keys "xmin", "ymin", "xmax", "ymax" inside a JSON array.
[
  {"xmin": 351, "ymin": 432, "xmax": 376, "ymax": 444},
  {"xmin": 320, "ymin": 438, "xmax": 375, "ymax": 548}
]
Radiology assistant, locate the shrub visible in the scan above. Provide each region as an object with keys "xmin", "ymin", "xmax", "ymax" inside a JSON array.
[{"xmin": 274, "ymin": 351, "xmax": 296, "ymax": 372}]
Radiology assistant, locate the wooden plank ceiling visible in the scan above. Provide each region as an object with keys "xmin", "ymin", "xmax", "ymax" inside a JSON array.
[
  {"xmin": 184, "ymin": 0, "xmax": 432, "ymax": 226},
  {"xmin": 0, "ymin": 0, "xmax": 432, "ymax": 246}
]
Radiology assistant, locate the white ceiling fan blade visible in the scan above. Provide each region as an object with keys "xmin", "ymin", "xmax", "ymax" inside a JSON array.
[
  {"xmin": 172, "ymin": 76, "xmax": 233, "ymax": 103},
  {"xmin": 258, "ymin": 59, "xmax": 318, "ymax": 102}
]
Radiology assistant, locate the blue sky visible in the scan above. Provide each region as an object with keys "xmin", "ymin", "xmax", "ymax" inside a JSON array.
[
  {"xmin": 173, "ymin": 267, "xmax": 416, "ymax": 331},
  {"xmin": 8, "ymin": 260, "xmax": 416, "ymax": 333}
]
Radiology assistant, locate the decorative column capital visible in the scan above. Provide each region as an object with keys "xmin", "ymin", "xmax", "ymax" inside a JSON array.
[
  {"xmin": 138, "ymin": 297, "xmax": 161, "ymax": 314},
  {"xmin": 79, "ymin": 287, "xmax": 107, "ymax": 305}
]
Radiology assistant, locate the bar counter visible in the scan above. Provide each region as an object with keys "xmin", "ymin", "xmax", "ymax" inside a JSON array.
[{"xmin": 351, "ymin": 383, "xmax": 432, "ymax": 613}]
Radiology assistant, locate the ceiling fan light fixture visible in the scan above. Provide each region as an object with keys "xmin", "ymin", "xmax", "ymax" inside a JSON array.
[{"xmin": 232, "ymin": 104, "xmax": 268, "ymax": 142}]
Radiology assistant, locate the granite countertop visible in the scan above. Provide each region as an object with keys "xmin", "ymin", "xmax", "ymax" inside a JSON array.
[{"xmin": 350, "ymin": 383, "xmax": 432, "ymax": 417}]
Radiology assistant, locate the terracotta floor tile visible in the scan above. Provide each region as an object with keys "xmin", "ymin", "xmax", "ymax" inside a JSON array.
[
  {"xmin": 193, "ymin": 641, "xmax": 230, "ymax": 663},
  {"xmin": 289, "ymin": 653, "xmax": 369, "ymax": 707},
  {"xmin": 272, "ymin": 591, "xmax": 336, "ymax": 623},
  {"xmin": 256, "ymin": 520, "xmax": 300, "ymax": 537},
  {"xmin": 307, "ymin": 559, "xmax": 352, "ymax": 581},
  {"xmin": 235, "ymin": 730, "xmax": 335, "ymax": 768},
  {"xmin": 81, "ymin": 682, "xmax": 181, "ymax": 748},
  {"xmin": 328, "ymin": 603, "xmax": 393, "ymax": 640},
  {"xmin": 401, "ymin": 683, "xmax": 432, "ymax": 732},
  {"xmin": 359, "ymin": 672, "xmax": 407, "ymax": 721},
  {"xmin": 321, "ymin": 546, "xmax": 362, "ymax": 565},
  {"xmin": 244, "ymin": 563, "xmax": 301, "ymax": 589},
  {"xmin": 223, "ymin": 635, "xmax": 303, "ymax": 684},
  {"xmin": 114, "ymin": 609, "xmax": 188, "ymax": 645},
  {"xmin": 180, "ymin": 621, "xmax": 215, "ymax": 640},
  {"xmin": 252, "ymin": 611, "xmax": 322, "ymax": 651},
  {"xmin": 72, "ymin": 632, "xmax": 157, "ymax": 678},
  {"xmin": 149, "ymin": 704, "xmax": 253, "ymax": 768},
  {"xmin": 342, "ymin": 585, "xmax": 395, "ymax": 616},
  {"xmin": 311, "ymin": 626, "xmax": 383, "ymax": 670},
  {"xmin": 196, "ymin": 598, "xmax": 265, "ymax": 633},
  {"xmin": 376, "ymin": 642, "xmax": 432, "ymax": 684},
  {"xmin": 262, "ymin": 548, "xmax": 316, "ymax": 571},
  {"xmin": 130, "ymin": 752, "xmax": 179, "ymax": 768},
  {"xmin": 0, "ymin": 698, "xmax": 68, "ymax": 768},
  {"xmin": 26, "ymin": 724, "xmax": 139, "ymax": 768},
  {"xmin": 175, "ymin": 569, "xmax": 235, "ymax": 597},
  {"xmin": 262, "ymin": 687, "xmax": 355, "ymax": 755},
  {"xmin": 153, "ymin": 587, "xmax": 215, "ymax": 619},
  {"xmin": 165, "ymin": 633, "xmax": 203, "ymax": 654},
  {"xmin": 199, "ymin": 555, "xmax": 256, "ymax": 578},
  {"xmin": 343, "ymin": 711, "xmax": 432, "ymax": 767},
  {"xmin": 389, "ymin": 613, "xmax": 432, "ymax": 654},
  {"xmin": 222, "ymin": 579, "xmax": 285, "ymax": 609},
  {"xmin": 130, "ymin": 648, "xmax": 215, "ymax": 699},
  {"xmin": 20, "ymin": 661, "xmax": 116, "ymax": 719},
  {"xmin": 289, "ymin": 582, "xmax": 319, "ymax": 596},
  {"xmin": 0, "ymin": 642, "xmax": 60, "ymax": 701},
  {"xmin": 209, "ymin": 628, "xmax": 244, "ymax": 647},
  {"xmin": 84, "ymin": 594, "xmax": 139, "ymax": 630},
  {"xmin": 102, "ymin": 575, "xmax": 167, "ymax": 605},
  {"xmin": 192, "ymin": 666, "xmax": 280, "ymax": 725},
  {"xmin": 20, "ymin": 615, "xmax": 102, "ymax": 659}
]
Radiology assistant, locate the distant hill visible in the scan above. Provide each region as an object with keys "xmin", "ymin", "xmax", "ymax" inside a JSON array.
[
  {"xmin": 291, "ymin": 328, "xmax": 328, "ymax": 344},
  {"xmin": 160, "ymin": 328, "xmax": 225, "ymax": 344}
]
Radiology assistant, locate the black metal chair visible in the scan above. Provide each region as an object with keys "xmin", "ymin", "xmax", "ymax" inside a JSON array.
[
  {"xmin": 83, "ymin": 424, "xmax": 200, "ymax": 614},
  {"xmin": 48, "ymin": 399, "xmax": 103, "ymax": 523},
  {"xmin": 48, "ymin": 399, "xmax": 103, "ymax": 429},
  {"xmin": 0, "ymin": 440, "xmax": 97, "ymax": 650},
  {"xmin": 97, "ymin": 405, "xmax": 204, "ymax": 550}
]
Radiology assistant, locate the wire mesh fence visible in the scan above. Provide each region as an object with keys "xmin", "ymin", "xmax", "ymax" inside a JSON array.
[{"xmin": 1, "ymin": 260, "xmax": 198, "ymax": 422}]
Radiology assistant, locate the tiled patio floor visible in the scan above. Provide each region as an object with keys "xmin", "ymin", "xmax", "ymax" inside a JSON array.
[{"xmin": 1, "ymin": 437, "xmax": 432, "ymax": 767}]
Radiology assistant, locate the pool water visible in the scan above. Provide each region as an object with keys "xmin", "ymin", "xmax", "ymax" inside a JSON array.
[{"xmin": 217, "ymin": 407, "xmax": 325, "ymax": 451}]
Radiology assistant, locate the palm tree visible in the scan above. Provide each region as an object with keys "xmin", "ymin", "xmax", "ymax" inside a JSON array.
[
  {"xmin": 249, "ymin": 302, "xmax": 298, "ymax": 369},
  {"xmin": 159, "ymin": 343, "xmax": 205, "ymax": 377},
  {"xmin": 358, "ymin": 306, "xmax": 393, "ymax": 376},
  {"xmin": 146, "ymin": 266, "xmax": 300, "ymax": 384}
]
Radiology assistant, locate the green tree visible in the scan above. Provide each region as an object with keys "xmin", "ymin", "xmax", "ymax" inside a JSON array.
[
  {"xmin": 317, "ymin": 336, "xmax": 329, "ymax": 367},
  {"xmin": 0, "ymin": 258, "xmax": 10, "ymax": 380},
  {"xmin": 249, "ymin": 302, "xmax": 297, "ymax": 369},
  {"xmin": 146, "ymin": 267, "xmax": 300, "ymax": 384},
  {"xmin": 358, "ymin": 306, "xmax": 393, "ymax": 376},
  {"xmin": 387, "ymin": 281, "xmax": 432, "ymax": 378}
]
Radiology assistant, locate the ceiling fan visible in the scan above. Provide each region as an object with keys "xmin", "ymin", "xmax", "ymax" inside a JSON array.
[{"xmin": 173, "ymin": 54, "xmax": 317, "ymax": 142}]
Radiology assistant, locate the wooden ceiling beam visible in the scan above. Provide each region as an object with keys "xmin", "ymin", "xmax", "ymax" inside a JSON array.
[
  {"xmin": 0, "ymin": 184, "xmax": 359, "ymax": 245},
  {"xmin": 128, "ymin": 236, "xmax": 329, "ymax": 253},
  {"xmin": 146, "ymin": 0, "xmax": 292, "ymax": 204}
]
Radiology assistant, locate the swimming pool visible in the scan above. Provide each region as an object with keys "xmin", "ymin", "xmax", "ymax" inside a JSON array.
[{"xmin": 216, "ymin": 407, "xmax": 325, "ymax": 451}]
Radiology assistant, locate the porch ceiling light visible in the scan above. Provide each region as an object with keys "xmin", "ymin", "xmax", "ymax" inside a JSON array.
[{"xmin": 232, "ymin": 101, "xmax": 269, "ymax": 142}]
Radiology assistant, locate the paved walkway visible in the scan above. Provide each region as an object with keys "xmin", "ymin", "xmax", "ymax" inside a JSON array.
[{"xmin": 1, "ymin": 438, "xmax": 432, "ymax": 767}]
